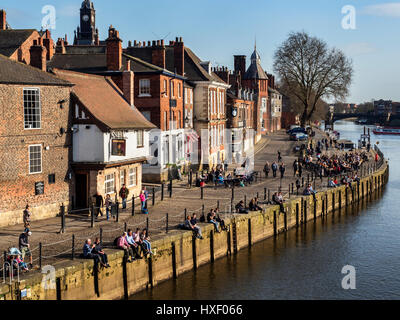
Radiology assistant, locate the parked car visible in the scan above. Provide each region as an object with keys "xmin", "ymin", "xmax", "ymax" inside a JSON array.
[
  {"xmin": 287, "ymin": 127, "xmax": 307, "ymax": 135},
  {"xmin": 290, "ymin": 132, "xmax": 308, "ymax": 141}
]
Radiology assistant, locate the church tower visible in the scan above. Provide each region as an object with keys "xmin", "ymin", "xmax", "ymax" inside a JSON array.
[{"xmin": 74, "ymin": 0, "xmax": 99, "ymax": 45}]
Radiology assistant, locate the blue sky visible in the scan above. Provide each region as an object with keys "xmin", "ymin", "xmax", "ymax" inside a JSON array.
[{"xmin": 2, "ymin": 0, "xmax": 400, "ymax": 103}]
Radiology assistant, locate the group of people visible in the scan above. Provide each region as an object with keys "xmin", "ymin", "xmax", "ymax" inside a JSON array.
[
  {"xmin": 263, "ymin": 161, "xmax": 286, "ymax": 179},
  {"xmin": 234, "ymin": 197, "xmax": 263, "ymax": 214},
  {"xmin": 93, "ymin": 186, "xmax": 151, "ymax": 220}
]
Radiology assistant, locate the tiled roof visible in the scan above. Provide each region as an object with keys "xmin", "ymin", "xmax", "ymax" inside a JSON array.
[
  {"xmin": 0, "ymin": 54, "xmax": 71, "ymax": 86},
  {"xmin": 0, "ymin": 29, "xmax": 36, "ymax": 57},
  {"xmin": 243, "ymin": 61, "xmax": 268, "ymax": 80},
  {"xmin": 48, "ymin": 53, "xmax": 108, "ymax": 73},
  {"xmin": 53, "ymin": 69, "xmax": 156, "ymax": 130}
]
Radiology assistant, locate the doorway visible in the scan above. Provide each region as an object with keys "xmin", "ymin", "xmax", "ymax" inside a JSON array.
[{"xmin": 75, "ymin": 173, "xmax": 88, "ymax": 209}]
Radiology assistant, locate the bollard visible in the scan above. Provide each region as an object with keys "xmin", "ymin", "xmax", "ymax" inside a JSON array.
[
  {"xmin": 288, "ymin": 184, "xmax": 291, "ymax": 197},
  {"xmin": 264, "ymin": 188, "xmax": 267, "ymax": 200},
  {"xmin": 100, "ymin": 228, "xmax": 103, "ymax": 245},
  {"xmin": 166, "ymin": 213, "xmax": 169, "ymax": 233},
  {"xmin": 131, "ymin": 196, "xmax": 135, "ymax": 216},
  {"xmin": 217, "ymin": 200, "xmax": 220, "ymax": 210},
  {"xmin": 116, "ymin": 201, "xmax": 120, "ymax": 222},
  {"xmin": 268, "ymin": 189, "xmax": 271, "ymax": 202},
  {"xmin": 202, "ymin": 204, "xmax": 205, "ymax": 216},
  {"xmin": 184, "ymin": 208, "xmax": 187, "ymax": 220},
  {"xmin": 244, "ymin": 195, "xmax": 247, "ymax": 207},
  {"xmin": 231, "ymin": 185, "xmax": 235, "ymax": 200},
  {"xmin": 169, "ymin": 179, "xmax": 173, "ymax": 198},
  {"xmin": 90, "ymin": 204, "xmax": 95, "ymax": 228},
  {"xmin": 60, "ymin": 203, "xmax": 66, "ymax": 233},
  {"xmin": 39, "ymin": 242, "xmax": 42, "ymax": 269},
  {"xmin": 161, "ymin": 183, "xmax": 165, "ymax": 201},
  {"xmin": 124, "ymin": 222, "xmax": 127, "ymax": 232},
  {"xmin": 302, "ymin": 177, "xmax": 304, "ymax": 187},
  {"xmin": 146, "ymin": 217, "xmax": 149, "ymax": 235},
  {"xmin": 71, "ymin": 235, "xmax": 75, "ymax": 260},
  {"xmin": 152, "ymin": 187, "xmax": 155, "ymax": 206},
  {"xmin": 201, "ymin": 186, "xmax": 204, "ymax": 199}
]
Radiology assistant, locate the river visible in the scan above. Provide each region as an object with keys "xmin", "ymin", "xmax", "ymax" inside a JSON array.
[{"xmin": 132, "ymin": 120, "xmax": 400, "ymax": 300}]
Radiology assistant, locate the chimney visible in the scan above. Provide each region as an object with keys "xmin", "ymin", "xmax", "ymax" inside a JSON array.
[
  {"xmin": 267, "ymin": 73, "xmax": 275, "ymax": 89},
  {"xmin": 234, "ymin": 55, "xmax": 246, "ymax": 77},
  {"xmin": 174, "ymin": 37, "xmax": 184, "ymax": 76},
  {"xmin": 56, "ymin": 38, "xmax": 66, "ymax": 54},
  {"xmin": 214, "ymin": 66, "xmax": 230, "ymax": 84},
  {"xmin": 0, "ymin": 9, "xmax": 6, "ymax": 30},
  {"xmin": 42, "ymin": 30, "xmax": 54, "ymax": 60},
  {"xmin": 30, "ymin": 40, "xmax": 47, "ymax": 71},
  {"xmin": 151, "ymin": 40, "xmax": 166, "ymax": 69},
  {"xmin": 106, "ymin": 25, "xmax": 122, "ymax": 71},
  {"xmin": 122, "ymin": 60, "xmax": 134, "ymax": 106}
]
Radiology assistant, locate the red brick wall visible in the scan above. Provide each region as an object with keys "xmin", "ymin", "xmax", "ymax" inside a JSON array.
[{"xmin": 0, "ymin": 84, "xmax": 72, "ymax": 226}]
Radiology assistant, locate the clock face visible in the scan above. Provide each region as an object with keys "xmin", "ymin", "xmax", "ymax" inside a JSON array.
[
  {"xmin": 82, "ymin": 15, "xmax": 89, "ymax": 22},
  {"xmin": 232, "ymin": 108, "xmax": 238, "ymax": 117}
]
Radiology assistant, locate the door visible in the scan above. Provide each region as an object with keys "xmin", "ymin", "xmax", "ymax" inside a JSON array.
[{"xmin": 75, "ymin": 173, "xmax": 88, "ymax": 209}]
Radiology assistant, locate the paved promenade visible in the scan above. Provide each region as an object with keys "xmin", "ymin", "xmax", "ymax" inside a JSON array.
[{"xmin": 0, "ymin": 128, "xmax": 355, "ymax": 269}]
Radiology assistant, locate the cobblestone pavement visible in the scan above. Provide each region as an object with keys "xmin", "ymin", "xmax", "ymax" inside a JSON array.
[{"xmin": 0, "ymin": 128, "xmax": 369, "ymax": 270}]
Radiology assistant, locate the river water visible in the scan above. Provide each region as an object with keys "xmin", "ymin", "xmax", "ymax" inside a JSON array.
[{"xmin": 132, "ymin": 121, "xmax": 400, "ymax": 300}]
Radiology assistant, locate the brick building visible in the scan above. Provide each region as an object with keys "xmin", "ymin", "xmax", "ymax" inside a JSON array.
[
  {"xmin": 0, "ymin": 55, "xmax": 73, "ymax": 227},
  {"xmin": 267, "ymin": 74, "xmax": 282, "ymax": 132},
  {"xmin": 0, "ymin": 9, "xmax": 55, "ymax": 68},
  {"xmin": 53, "ymin": 69, "xmax": 155, "ymax": 208}
]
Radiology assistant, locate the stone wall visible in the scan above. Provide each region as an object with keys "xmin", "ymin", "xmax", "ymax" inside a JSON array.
[{"xmin": 0, "ymin": 163, "xmax": 389, "ymax": 300}]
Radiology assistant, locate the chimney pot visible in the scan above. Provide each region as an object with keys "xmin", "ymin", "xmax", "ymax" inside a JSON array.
[{"xmin": 0, "ymin": 10, "xmax": 6, "ymax": 30}]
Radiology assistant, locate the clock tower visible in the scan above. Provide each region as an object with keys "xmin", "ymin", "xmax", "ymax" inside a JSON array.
[{"xmin": 74, "ymin": 0, "xmax": 99, "ymax": 45}]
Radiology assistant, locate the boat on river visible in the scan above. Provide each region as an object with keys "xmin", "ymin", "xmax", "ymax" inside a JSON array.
[{"xmin": 372, "ymin": 126, "xmax": 400, "ymax": 135}]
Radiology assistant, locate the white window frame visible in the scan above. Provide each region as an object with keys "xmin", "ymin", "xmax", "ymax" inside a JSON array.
[
  {"xmin": 137, "ymin": 130, "xmax": 144, "ymax": 147},
  {"xmin": 105, "ymin": 173, "xmax": 115, "ymax": 194},
  {"xmin": 178, "ymin": 82, "xmax": 182, "ymax": 98},
  {"xmin": 120, "ymin": 170, "xmax": 125, "ymax": 187},
  {"xmin": 28, "ymin": 144, "xmax": 42, "ymax": 174},
  {"xmin": 24, "ymin": 88, "xmax": 41, "ymax": 130},
  {"xmin": 163, "ymin": 79, "xmax": 168, "ymax": 97},
  {"xmin": 139, "ymin": 79, "xmax": 151, "ymax": 96},
  {"xmin": 128, "ymin": 167, "xmax": 137, "ymax": 187}
]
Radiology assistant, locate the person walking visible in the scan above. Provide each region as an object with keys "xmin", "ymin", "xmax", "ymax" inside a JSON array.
[
  {"xmin": 271, "ymin": 162, "xmax": 278, "ymax": 178},
  {"xmin": 19, "ymin": 228, "xmax": 32, "ymax": 268},
  {"xmin": 293, "ymin": 160, "xmax": 299, "ymax": 177},
  {"xmin": 139, "ymin": 190, "xmax": 147, "ymax": 213},
  {"xmin": 105, "ymin": 194, "xmax": 112, "ymax": 221},
  {"xmin": 298, "ymin": 162, "xmax": 303, "ymax": 177},
  {"xmin": 119, "ymin": 184, "xmax": 129, "ymax": 210},
  {"xmin": 23, "ymin": 205, "xmax": 31, "ymax": 229},
  {"xmin": 277, "ymin": 151, "xmax": 282, "ymax": 162},
  {"xmin": 93, "ymin": 192, "xmax": 104, "ymax": 218},
  {"xmin": 263, "ymin": 162, "xmax": 270, "ymax": 178},
  {"xmin": 279, "ymin": 163, "xmax": 286, "ymax": 179}
]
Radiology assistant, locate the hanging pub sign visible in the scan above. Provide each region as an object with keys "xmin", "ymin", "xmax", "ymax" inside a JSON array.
[
  {"xmin": 111, "ymin": 139, "xmax": 126, "ymax": 156},
  {"xmin": 35, "ymin": 181, "xmax": 44, "ymax": 195}
]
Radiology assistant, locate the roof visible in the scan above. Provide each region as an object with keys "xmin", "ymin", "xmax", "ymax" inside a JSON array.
[
  {"xmin": 243, "ymin": 48, "xmax": 268, "ymax": 80},
  {"xmin": 0, "ymin": 54, "xmax": 71, "ymax": 86},
  {"xmin": 268, "ymin": 87, "xmax": 281, "ymax": 95},
  {"xmin": 0, "ymin": 29, "xmax": 36, "ymax": 57},
  {"xmin": 52, "ymin": 69, "xmax": 156, "ymax": 130},
  {"xmin": 184, "ymin": 47, "xmax": 226, "ymax": 83},
  {"xmin": 48, "ymin": 53, "xmax": 108, "ymax": 73}
]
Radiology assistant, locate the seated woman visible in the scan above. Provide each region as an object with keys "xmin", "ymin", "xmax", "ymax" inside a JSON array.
[
  {"xmin": 235, "ymin": 200, "xmax": 248, "ymax": 214},
  {"xmin": 328, "ymin": 178, "xmax": 337, "ymax": 188},
  {"xmin": 140, "ymin": 228, "xmax": 153, "ymax": 256},
  {"xmin": 185, "ymin": 215, "xmax": 203, "ymax": 239},
  {"xmin": 214, "ymin": 208, "xmax": 227, "ymax": 231},
  {"xmin": 272, "ymin": 192, "xmax": 285, "ymax": 213},
  {"xmin": 206, "ymin": 209, "xmax": 220, "ymax": 232}
]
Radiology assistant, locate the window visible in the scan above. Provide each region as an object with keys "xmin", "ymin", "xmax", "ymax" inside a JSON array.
[
  {"xmin": 177, "ymin": 111, "xmax": 181, "ymax": 129},
  {"xmin": 128, "ymin": 167, "xmax": 137, "ymax": 187},
  {"xmin": 171, "ymin": 81, "xmax": 175, "ymax": 97},
  {"xmin": 120, "ymin": 170, "xmax": 125, "ymax": 187},
  {"xmin": 185, "ymin": 88, "xmax": 188, "ymax": 104},
  {"xmin": 139, "ymin": 79, "xmax": 151, "ymax": 96},
  {"xmin": 111, "ymin": 139, "xmax": 126, "ymax": 156},
  {"xmin": 24, "ymin": 88, "xmax": 41, "ymax": 129},
  {"xmin": 164, "ymin": 111, "xmax": 168, "ymax": 130},
  {"xmin": 190, "ymin": 89, "xmax": 193, "ymax": 104},
  {"xmin": 178, "ymin": 82, "xmax": 182, "ymax": 98},
  {"xmin": 105, "ymin": 173, "xmax": 115, "ymax": 194},
  {"xmin": 142, "ymin": 111, "xmax": 151, "ymax": 122},
  {"xmin": 163, "ymin": 80, "xmax": 168, "ymax": 97},
  {"xmin": 48, "ymin": 174, "xmax": 55, "ymax": 184},
  {"xmin": 137, "ymin": 130, "xmax": 144, "ymax": 147},
  {"xmin": 29, "ymin": 145, "xmax": 42, "ymax": 174}
]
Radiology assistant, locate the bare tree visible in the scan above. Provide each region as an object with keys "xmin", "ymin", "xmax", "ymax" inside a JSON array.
[{"xmin": 273, "ymin": 31, "xmax": 353, "ymax": 126}]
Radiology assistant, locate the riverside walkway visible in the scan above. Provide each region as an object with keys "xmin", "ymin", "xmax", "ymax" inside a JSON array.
[{"xmin": 0, "ymin": 127, "xmax": 375, "ymax": 271}]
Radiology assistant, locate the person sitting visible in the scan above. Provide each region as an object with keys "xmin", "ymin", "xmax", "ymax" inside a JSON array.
[
  {"xmin": 126, "ymin": 229, "xmax": 143, "ymax": 259},
  {"xmin": 249, "ymin": 198, "xmax": 262, "ymax": 211},
  {"xmin": 92, "ymin": 237, "xmax": 110, "ymax": 268},
  {"xmin": 117, "ymin": 232, "xmax": 136, "ymax": 263},
  {"xmin": 185, "ymin": 215, "xmax": 203, "ymax": 239},
  {"xmin": 235, "ymin": 200, "xmax": 249, "ymax": 214},
  {"xmin": 214, "ymin": 208, "xmax": 227, "ymax": 231},
  {"xmin": 272, "ymin": 192, "xmax": 285, "ymax": 213},
  {"xmin": 328, "ymin": 178, "xmax": 337, "ymax": 188},
  {"xmin": 83, "ymin": 238, "xmax": 105, "ymax": 268},
  {"xmin": 207, "ymin": 209, "xmax": 220, "ymax": 232},
  {"xmin": 303, "ymin": 184, "xmax": 317, "ymax": 202},
  {"xmin": 140, "ymin": 228, "xmax": 153, "ymax": 255}
]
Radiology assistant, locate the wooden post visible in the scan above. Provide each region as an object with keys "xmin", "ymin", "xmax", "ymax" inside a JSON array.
[
  {"xmin": 166, "ymin": 213, "xmax": 169, "ymax": 233},
  {"xmin": 152, "ymin": 187, "xmax": 155, "ymax": 206},
  {"xmin": 71, "ymin": 235, "xmax": 75, "ymax": 260}
]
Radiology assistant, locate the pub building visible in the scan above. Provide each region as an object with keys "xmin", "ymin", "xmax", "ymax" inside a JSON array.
[
  {"xmin": 0, "ymin": 55, "xmax": 73, "ymax": 227},
  {"xmin": 53, "ymin": 68, "xmax": 155, "ymax": 209}
]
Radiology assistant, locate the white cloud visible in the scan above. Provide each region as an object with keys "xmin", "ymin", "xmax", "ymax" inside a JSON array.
[
  {"xmin": 363, "ymin": 2, "xmax": 400, "ymax": 17},
  {"xmin": 342, "ymin": 42, "xmax": 377, "ymax": 56}
]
